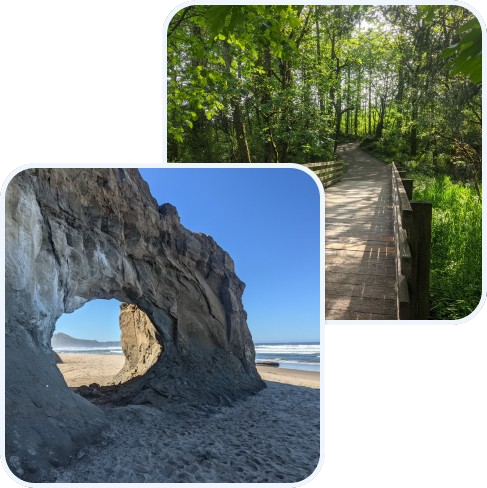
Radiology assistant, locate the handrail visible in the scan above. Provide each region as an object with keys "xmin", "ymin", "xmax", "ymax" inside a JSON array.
[
  {"xmin": 303, "ymin": 160, "xmax": 345, "ymax": 188},
  {"xmin": 392, "ymin": 163, "xmax": 432, "ymax": 319}
]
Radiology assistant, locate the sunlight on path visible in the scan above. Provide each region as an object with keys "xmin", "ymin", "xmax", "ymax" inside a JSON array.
[{"xmin": 325, "ymin": 143, "xmax": 397, "ymax": 320}]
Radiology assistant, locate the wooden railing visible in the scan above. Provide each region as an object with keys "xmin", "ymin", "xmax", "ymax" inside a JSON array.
[
  {"xmin": 303, "ymin": 160, "xmax": 345, "ymax": 188},
  {"xmin": 392, "ymin": 163, "xmax": 432, "ymax": 319}
]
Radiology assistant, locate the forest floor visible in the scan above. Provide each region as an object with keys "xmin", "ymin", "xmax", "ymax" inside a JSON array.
[{"xmin": 325, "ymin": 143, "xmax": 397, "ymax": 320}]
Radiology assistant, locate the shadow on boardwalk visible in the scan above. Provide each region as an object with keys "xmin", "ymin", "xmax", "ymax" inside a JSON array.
[{"xmin": 325, "ymin": 143, "xmax": 397, "ymax": 320}]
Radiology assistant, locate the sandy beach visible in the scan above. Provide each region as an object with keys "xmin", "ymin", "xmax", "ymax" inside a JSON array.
[
  {"xmin": 56, "ymin": 353, "xmax": 125, "ymax": 387},
  {"xmin": 57, "ymin": 353, "xmax": 320, "ymax": 389},
  {"xmin": 50, "ymin": 353, "xmax": 320, "ymax": 483}
]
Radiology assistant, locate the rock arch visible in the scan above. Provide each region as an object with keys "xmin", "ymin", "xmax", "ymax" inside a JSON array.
[{"xmin": 5, "ymin": 168, "xmax": 264, "ymax": 481}]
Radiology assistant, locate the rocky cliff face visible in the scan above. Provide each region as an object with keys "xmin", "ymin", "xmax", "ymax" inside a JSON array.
[
  {"xmin": 110, "ymin": 303, "xmax": 163, "ymax": 384},
  {"xmin": 5, "ymin": 168, "xmax": 264, "ymax": 482}
]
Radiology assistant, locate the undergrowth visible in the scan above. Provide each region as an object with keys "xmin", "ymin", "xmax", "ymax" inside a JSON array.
[{"xmin": 411, "ymin": 174, "xmax": 482, "ymax": 320}]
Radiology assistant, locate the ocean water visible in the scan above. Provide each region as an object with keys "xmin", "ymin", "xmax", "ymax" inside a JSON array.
[
  {"xmin": 54, "ymin": 343, "xmax": 321, "ymax": 372},
  {"xmin": 255, "ymin": 343, "xmax": 320, "ymax": 372},
  {"xmin": 53, "ymin": 346, "xmax": 124, "ymax": 355}
]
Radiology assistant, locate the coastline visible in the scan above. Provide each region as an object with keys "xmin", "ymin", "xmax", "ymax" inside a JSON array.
[{"xmin": 56, "ymin": 352, "xmax": 320, "ymax": 389}]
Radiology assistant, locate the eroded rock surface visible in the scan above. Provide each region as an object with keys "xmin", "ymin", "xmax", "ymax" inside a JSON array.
[
  {"xmin": 5, "ymin": 168, "xmax": 264, "ymax": 481},
  {"xmin": 52, "ymin": 351, "xmax": 63, "ymax": 363},
  {"xmin": 110, "ymin": 303, "xmax": 163, "ymax": 384}
]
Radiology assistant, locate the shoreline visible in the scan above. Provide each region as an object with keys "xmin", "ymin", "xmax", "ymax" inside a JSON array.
[{"xmin": 56, "ymin": 353, "xmax": 320, "ymax": 389}]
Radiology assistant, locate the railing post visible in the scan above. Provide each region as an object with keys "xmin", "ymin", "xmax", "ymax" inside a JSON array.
[
  {"xmin": 402, "ymin": 179, "xmax": 413, "ymax": 201},
  {"xmin": 409, "ymin": 201, "xmax": 432, "ymax": 319}
]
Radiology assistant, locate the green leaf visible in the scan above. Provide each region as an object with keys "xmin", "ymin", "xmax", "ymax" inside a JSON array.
[
  {"xmin": 440, "ymin": 44, "xmax": 459, "ymax": 59},
  {"xmin": 205, "ymin": 5, "xmax": 233, "ymax": 40},
  {"xmin": 457, "ymin": 18, "xmax": 480, "ymax": 34},
  {"xmin": 458, "ymin": 28, "xmax": 481, "ymax": 48},
  {"xmin": 424, "ymin": 7, "xmax": 437, "ymax": 22},
  {"xmin": 459, "ymin": 41, "xmax": 482, "ymax": 60},
  {"xmin": 469, "ymin": 61, "xmax": 482, "ymax": 83},
  {"xmin": 228, "ymin": 8, "xmax": 245, "ymax": 33}
]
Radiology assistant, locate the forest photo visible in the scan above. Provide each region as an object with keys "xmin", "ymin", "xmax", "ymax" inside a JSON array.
[{"xmin": 166, "ymin": 5, "xmax": 482, "ymax": 320}]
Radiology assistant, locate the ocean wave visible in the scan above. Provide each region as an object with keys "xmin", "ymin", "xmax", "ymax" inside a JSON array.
[
  {"xmin": 254, "ymin": 343, "xmax": 320, "ymax": 372},
  {"xmin": 255, "ymin": 344, "xmax": 320, "ymax": 349},
  {"xmin": 255, "ymin": 358, "xmax": 320, "ymax": 364},
  {"xmin": 53, "ymin": 346, "xmax": 123, "ymax": 353},
  {"xmin": 255, "ymin": 344, "xmax": 320, "ymax": 355}
]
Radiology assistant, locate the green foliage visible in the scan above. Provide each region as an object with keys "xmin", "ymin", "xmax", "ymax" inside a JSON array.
[
  {"xmin": 167, "ymin": 5, "xmax": 481, "ymax": 166},
  {"xmin": 412, "ymin": 174, "xmax": 482, "ymax": 320},
  {"xmin": 441, "ymin": 18, "xmax": 482, "ymax": 83},
  {"xmin": 360, "ymin": 130, "xmax": 409, "ymax": 165}
]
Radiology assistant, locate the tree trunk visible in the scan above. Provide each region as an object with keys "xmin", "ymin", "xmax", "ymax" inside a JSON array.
[
  {"xmin": 329, "ymin": 29, "xmax": 342, "ymax": 153},
  {"xmin": 334, "ymin": 103, "xmax": 342, "ymax": 152},
  {"xmin": 260, "ymin": 44, "xmax": 278, "ymax": 163},
  {"xmin": 279, "ymin": 59, "xmax": 293, "ymax": 163},
  {"xmin": 222, "ymin": 41, "xmax": 251, "ymax": 163},
  {"xmin": 345, "ymin": 64, "xmax": 351, "ymax": 136},
  {"xmin": 368, "ymin": 72, "xmax": 372, "ymax": 134},
  {"xmin": 354, "ymin": 67, "xmax": 361, "ymax": 136},
  {"xmin": 375, "ymin": 96, "xmax": 386, "ymax": 140},
  {"xmin": 315, "ymin": 7, "xmax": 325, "ymax": 115},
  {"xmin": 410, "ymin": 97, "xmax": 418, "ymax": 157},
  {"xmin": 233, "ymin": 103, "xmax": 252, "ymax": 163}
]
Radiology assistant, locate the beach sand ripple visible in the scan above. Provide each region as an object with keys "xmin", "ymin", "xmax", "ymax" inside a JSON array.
[{"xmin": 49, "ymin": 382, "xmax": 320, "ymax": 483}]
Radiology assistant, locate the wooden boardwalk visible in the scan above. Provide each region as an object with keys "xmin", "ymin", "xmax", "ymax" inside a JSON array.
[{"xmin": 325, "ymin": 143, "xmax": 397, "ymax": 320}]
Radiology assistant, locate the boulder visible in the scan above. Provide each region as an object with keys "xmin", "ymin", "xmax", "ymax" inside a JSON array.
[
  {"xmin": 5, "ymin": 168, "xmax": 264, "ymax": 481},
  {"xmin": 257, "ymin": 361, "xmax": 280, "ymax": 367}
]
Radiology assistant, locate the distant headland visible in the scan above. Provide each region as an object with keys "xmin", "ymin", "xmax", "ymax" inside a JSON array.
[{"xmin": 51, "ymin": 332, "xmax": 121, "ymax": 349}]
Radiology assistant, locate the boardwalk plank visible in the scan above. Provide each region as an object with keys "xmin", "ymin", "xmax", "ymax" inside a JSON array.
[{"xmin": 325, "ymin": 143, "xmax": 397, "ymax": 320}]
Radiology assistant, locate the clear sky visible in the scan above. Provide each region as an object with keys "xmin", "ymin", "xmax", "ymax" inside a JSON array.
[{"xmin": 55, "ymin": 168, "xmax": 321, "ymax": 344}]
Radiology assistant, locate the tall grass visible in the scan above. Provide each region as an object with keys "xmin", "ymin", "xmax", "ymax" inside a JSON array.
[{"xmin": 411, "ymin": 174, "xmax": 482, "ymax": 320}]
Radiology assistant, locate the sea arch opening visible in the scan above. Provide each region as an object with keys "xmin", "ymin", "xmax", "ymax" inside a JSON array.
[{"xmin": 51, "ymin": 298, "xmax": 163, "ymax": 397}]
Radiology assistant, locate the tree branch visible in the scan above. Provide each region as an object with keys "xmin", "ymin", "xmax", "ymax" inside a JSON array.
[
  {"xmin": 168, "ymin": 7, "xmax": 195, "ymax": 37},
  {"xmin": 269, "ymin": 69, "xmax": 283, "ymax": 85},
  {"xmin": 467, "ymin": 102, "xmax": 482, "ymax": 125},
  {"xmin": 295, "ymin": 7, "xmax": 313, "ymax": 47}
]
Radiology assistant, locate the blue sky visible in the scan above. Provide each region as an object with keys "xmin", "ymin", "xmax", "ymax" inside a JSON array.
[{"xmin": 55, "ymin": 168, "xmax": 321, "ymax": 344}]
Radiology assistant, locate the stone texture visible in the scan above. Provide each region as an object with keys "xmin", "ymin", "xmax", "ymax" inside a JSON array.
[
  {"xmin": 110, "ymin": 303, "xmax": 163, "ymax": 385},
  {"xmin": 5, "ymin": 168, "xmax": 264, "ymax": 481},
  {"xmin": 52, "ymin": 351, "xmax": 63, "ymax": 363}
]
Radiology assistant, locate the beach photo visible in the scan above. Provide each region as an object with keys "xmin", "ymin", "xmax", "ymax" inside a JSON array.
[
  {"xmin": 3, "ymin": 167, "xmax": 321, "ymax": 483},
  {"xmin": 167, "ymin": 4, "xmax": 482, "ymax": 320}
]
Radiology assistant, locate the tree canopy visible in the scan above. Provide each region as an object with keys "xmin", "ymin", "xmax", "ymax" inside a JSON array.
[{"xmin": 167, "ymin": 5, "xmax": 481, "ymax": 173}]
